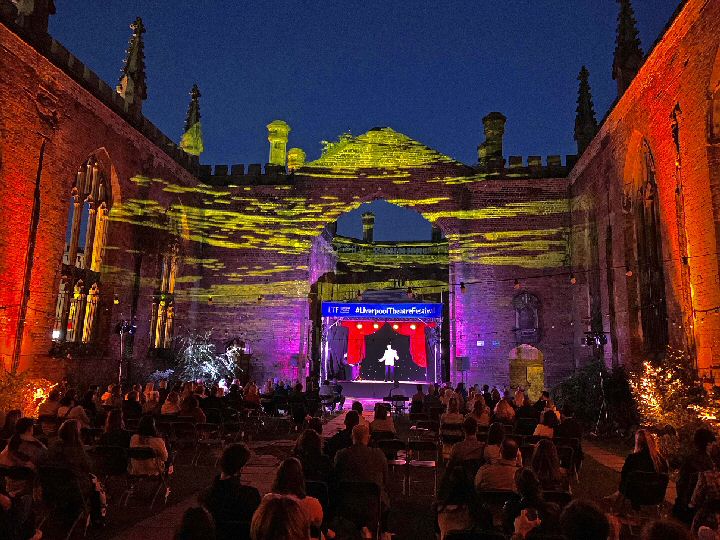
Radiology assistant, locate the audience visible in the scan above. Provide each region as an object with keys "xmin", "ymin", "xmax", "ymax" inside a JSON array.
[
  {"xmin": 121, "ymin": 391, "xmax": 143, "ymax": 420},
  {"xmin": 494, "ymin": 397, "xmax": 516, "ymax": 424},
  {"xmin": 436, "ymin": 465, "xmax": 490, "ymax": 539},
  {"xmin": 161, "ymin": 391, "xmax": 182, "ymax": 415},
  {"xmin": 449, "ymin": 416, "xmax": 485, "ymax": 463},
  {"xmin": 38, "ymin": 389, "xmax": 61, "ymax": 417},
  {"xmin": 410, "ymin": 384, "xmax": 425, "ymax": 414},
  {"xmin": 475, "ymin": 438, "xmax": 521, "ymax": 491},
  {"xmin": 175, "ymin": 506, "xmax": 216, "ymax": 540},
  {"xmin": 690, "ymin": 442, "xmax": 720, "ymax": 535},
  {"xmin": 0, "ymin": 418, "xmax": 46, "ymax": 494},
  {"xmin": 57, "ymin": 394, "xmax": 91, "ymax": 427},
  {"xmin": 334, "ymin": 424, "xmax": 389, "ymax": 508},
  {"xmin": 530, "ymin": 438, "xmax": 570, "ymax": 492},
  {"xmin": 350, "ymin": 401, "xmax": 369, "ymax": 427},
  {"xmin": 370, "ymin": 404, "xmax": 396, "ymax": 435},
  {"xmin": 503, "ymin": 467, "xmax": 560, "ymax": 535},
  {"xmin": 201, "ymin": 443, "xmax": 261, "ymax": 531},
  {"xmin": 324, "ymin": 410, "xmax": 360, "ymax": 460},
  {"xmin": 467, "ymin": 396, "xmax": 492, "ymax": 427},
  {"xmin": 267, "ymin": 457, "xmax": 323, "ymax": 528},
  {"xmin": 129, "ymin": 416, "xmax": 169, "ymax": 475},
  {"xmin": 180, "ymin": 395, "xmax": 207, "ymax": 423},
  {"xmin": 674, "ymin": 427, "xmax": 716, "ymax": 523},
  {"xmin": 484, "ymin": 423, "xmax": 521, "ymax": 466},
  {"xmin": 292, "ymin": 429, "xmax": 331, "ymax": 483},
  {"xmin": 251, "ymin": 494, "xmax": 310, "ymax": 540},
  {"xmin": 559, "ymin": 500, "xmax": 610, "ymax": 540}
]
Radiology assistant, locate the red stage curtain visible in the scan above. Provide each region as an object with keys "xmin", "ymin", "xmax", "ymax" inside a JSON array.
[{"xmin": 341, "ymin": 320, "xmax": 437, "ymax": 368}]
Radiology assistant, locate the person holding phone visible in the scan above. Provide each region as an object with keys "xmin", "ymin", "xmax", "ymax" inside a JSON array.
[{"xmin": 503, "ymin": 468, "xmax": 560, "ymax": 536}]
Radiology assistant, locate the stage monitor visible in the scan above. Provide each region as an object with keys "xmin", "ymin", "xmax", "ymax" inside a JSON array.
[{"xmin": 321, "ymin": 301, "xmax": 442, "ymax": 320}]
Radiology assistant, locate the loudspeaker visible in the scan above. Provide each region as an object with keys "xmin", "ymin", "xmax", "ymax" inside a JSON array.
[{"xmin": 456, "ymin": 356, "xmax": 470, "ymax": 371}]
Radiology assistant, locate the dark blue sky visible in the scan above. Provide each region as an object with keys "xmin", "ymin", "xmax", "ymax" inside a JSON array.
[{"xmin": 49, "ymin": 1, "xmax": 680, "ymax": 240}]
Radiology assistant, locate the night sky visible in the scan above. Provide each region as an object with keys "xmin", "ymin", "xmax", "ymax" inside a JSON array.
[{"xmin": 49, "ymin": 1, "xmax": 680, "ymax": 240}]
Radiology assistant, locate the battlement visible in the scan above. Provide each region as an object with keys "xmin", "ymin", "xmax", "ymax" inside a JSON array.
[
  {"xmin": 197, "ymin": 163, "xmax": 292, "ymax": 186},
  {"xmin": 474, "ymin": 154, "xmax": 577, "ymax": 178},
  {"xmin": 0, "ymin": 16, "xmax": 200, "ymax": 174}
]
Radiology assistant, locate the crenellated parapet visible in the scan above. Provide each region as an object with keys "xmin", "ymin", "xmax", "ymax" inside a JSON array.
[
  {"xmin": 474, "ymin": 154, "xmax": 577, "ymax": 178},
  {"xmin": 197, "ymin": 163, "xmax": 292, "ymax": 186}
]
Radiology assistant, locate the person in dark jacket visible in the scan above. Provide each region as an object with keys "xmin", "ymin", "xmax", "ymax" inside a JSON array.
[
  {"xmin": 200, "ymin": 443, "xmax": 261, "ymax": 532},
  {"xmin": 673, "ymin": 428, "xmax": 716, "ymax": 523},
  {"xmin": 323, "ymin": 410, "xmax": 359, "ymax": 460},
  {"xmin": 98, "ymin": 409, "xmax": 131, "ymax": 448},
  {"xmin": 292, "ymin": 429, "xmax": 331, "ymax": 483},
  {"xmin": 503, "ymin": 468, "xmax": 560, "ymax": 535}
]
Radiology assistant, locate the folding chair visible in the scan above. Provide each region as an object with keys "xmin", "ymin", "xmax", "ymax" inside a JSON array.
[
  {"xmin": 476, "ymin": 490, "xmax": 515, "ymax": 527},
  {"xmin": 203, "ymin": 408, "xmax": 223, "ymax": 424},
  {"xmin": 429, "ymin": 406, "xmax": 444, "ymax": 422},
  {"xmin": 407, "ymin": 439, "xmax": 439, "ymax": 496},
  {"xmin": 38, "ymin": 465, "xmax": 91, "ymax": 540},
  {"xmin": 553, "ymin": 437, "xmax": 582, "ymax": 477},
  {"xmin": 459, "ymin": 458, "xmax": 484, "ymax": 482},
  {"xmin": 194, "ymin": 423, "xmax": 224, "ymax": 465},
  {"xmin": 38, "ymin": 414, "xmax": 60, "ymax": 437},
  {"xmin": 413, "ymin": 420, "xmax": 439, "ymax": 439},
  {"xmin": 123, "ymin": 446, "xmax": 171, "ymax": 508},
  {"xmin": 222, "ymin": 421, "xmax": 245, "ymax": 443},
  {"xmin": 520, "ymin": 444, "xmax": 537, "ymax": 464},
  {"xmin": 88, "ymin": 445, "xmax": 128, "ymax": 486},
  {"xmin": 525, "ymin": 435, "xmax": 549, "ymax": 446},
  {"xmin": 440, "ymin": 422, "xmax": 464, "ymax": 446},
  {"xmin": 171, "ymin": 421, "xmax": 198, "ymax": 460},
  {"xmin": 377, "ymin": 439, "xmax": 408, "ymax": 493},
  {"xmin": 337, "ymin": 481, "xmax": 382, "ymax": 539},
  {"xmin": 370, "ymin": 430, "xmax": 396, "ymax": 445}
]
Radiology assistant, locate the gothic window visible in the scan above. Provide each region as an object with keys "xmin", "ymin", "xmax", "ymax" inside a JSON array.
[
  {"xmin": 53, "ymin": 156, "xmax": 112, "ymax": 343},
  {"xmin": 151, "ymin": 243, "xmax": 179, "ymax": 349},
  {"xmin": 632, "ymin": 143, "xmax": 669, "ymax": 355},
  {"xmin": 512, "ymin": 292, "xmax": 540, "ymax": 344}
]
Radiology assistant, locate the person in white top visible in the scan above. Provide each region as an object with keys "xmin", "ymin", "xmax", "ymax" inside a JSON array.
[{"xmin": 378, "ymin": 344, "xmax": 399, "ymax": 382}]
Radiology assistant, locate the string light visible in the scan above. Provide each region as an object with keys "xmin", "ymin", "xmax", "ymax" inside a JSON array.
[
  {"xmin": 570, "ymin": 274, "xmax": 577, "ymax": 285},
  {"xmin": 513, "ymin": 279, "xmax": 520, "ymax": 290}
]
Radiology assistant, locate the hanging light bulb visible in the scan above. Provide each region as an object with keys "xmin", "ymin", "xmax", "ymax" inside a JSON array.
[
  {"xmin": 410, "ymin": 324, "xmax": 417, "ymax": 330},
  {"xmin": 570, "ymin": 274, "xmax": 577, "ymax": 285},
  {"xmin": 513, "ymin": 279, "xmax": 520, "ymax": 290},
  {"xmin": 626, "ymin": 268, "xmax": 633, "ymax": 277},
  {"xmin": 392, "ymin": 324, "xmax": 399, "ymax": 330},
  {"xmin": 356, "ymin": 323, "xmax": 363, "ymax": 330},
  {"xmin": 373, "ymin": 323, "xmax": 379, "ymax": 329},
  {"xmin": 208, "ymin": 296, "xmax": 213, "ymax": 305},
  {"xmin": 113, "ymin": 294, "xmax": 120, "ymax": 305}
]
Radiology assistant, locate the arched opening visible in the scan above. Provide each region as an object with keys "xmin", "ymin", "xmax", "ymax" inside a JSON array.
[
  {"xmin": 622, "ymin": 138, "xmax": 669, "ymax": 358},
  {"xmin": 52, "ymin": 153, "xmax": 113, "ymax": 345},
  {"xmin": 508, "ymin": 344, "xmax": 544, "ymax": 401},
  {"xmin": 309, "ymin": 200, "xmax": 449, "ymax": 383}
]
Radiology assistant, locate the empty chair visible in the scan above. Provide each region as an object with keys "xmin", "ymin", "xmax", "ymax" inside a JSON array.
[
  {"xmin": 555, "ymin": 446, "xmax": 574, "ymax": 471},
  {"xmin": 407, "ymin": 439, "xmax": 439, "ymax": 495},
  {"xmin": 203, "ymin": 408, "xmax": 223, "ymax": 424},
  {"xmin": 377, "ymin": 439, "xmax": 408, "ymax": 493},
  {"xmin": 194, "ymin": 423, "xmax": 224, "ymax": 466}
]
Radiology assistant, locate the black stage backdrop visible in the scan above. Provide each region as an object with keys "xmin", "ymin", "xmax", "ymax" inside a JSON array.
[{"xmin": 360, "ymin": 323, "xmax": 426, "ymax": 381}]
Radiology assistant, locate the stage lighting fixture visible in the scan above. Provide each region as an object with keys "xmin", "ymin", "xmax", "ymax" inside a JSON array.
[
  {"xmin": 373, "ymin": 323, "xmax": 379, "ymax": 329},
  {"xmin": 392, "ymin": 324, "xmax": 399, "ymax": 330},
  {"xmin": 356, "ymin": 323, "xmax": 363, "ymax": 329},
  {"xmin": 410, "ymin": 324, "xmax": 416, "ymax": 330}
]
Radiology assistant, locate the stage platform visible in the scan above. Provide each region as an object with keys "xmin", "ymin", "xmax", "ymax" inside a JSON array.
[{"xmin": 338, "ymin": 380, "xmax": 426, "ymax": 400}]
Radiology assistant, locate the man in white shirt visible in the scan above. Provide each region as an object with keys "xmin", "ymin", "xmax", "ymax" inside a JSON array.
[{"xmin": 378, "ymin": 344, "xmax": 399, "ymax": 382}]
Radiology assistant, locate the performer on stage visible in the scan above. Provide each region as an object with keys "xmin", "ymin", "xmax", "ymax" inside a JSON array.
[{"xmin": 378, "ymin": 344, "xmax": 399, "ymax": 382}]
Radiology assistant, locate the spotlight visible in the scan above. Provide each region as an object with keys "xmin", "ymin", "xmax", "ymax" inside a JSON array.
[
  {"xmin": 208, "ymin": 296, "xmax": 213, "ymax": 305},
  {"xmin": 356, "ymin": 323, "xmax": 363, "ymax": 329},
  {"xmin": 52, "ymin": 329, "xmax": 61, "ymax": 340},
  {"xmin": 373, "ymin": 323, "xmax": 379, "ymax": 329},
  {"xmin": 113, "ymin": 294, "xmax": 119, "ymax": 305},
  {"xmin": 392, "ymin": 324, "xmax": 399, "ymax": 330},
  {"xmin": 410, "ymin": 324, "xmax": 416, "ymax": 330},
  {"xmin": 513, "ymin": 279, "xmax": 520, "ymax": 289}
]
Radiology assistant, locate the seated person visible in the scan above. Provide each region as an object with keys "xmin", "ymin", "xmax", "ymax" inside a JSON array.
[
  {"xmin": 503, "ymin": 468, "xmax": 561, "ymax": 536},
  {"xmin": 435, "ymin": 466, "xmax": 491, "ymax": 540},
  {"xmin": 530, "ymin": 438, "xmax": 570, "ymax": 492},
  {"xmin": 129, "ymin": 416, "xmax": 169, "ymax": 476},
  {"xmin": 161, "ymin": 391, "xmax": 181, "ymax": 415},
  {"xmin": 483, "ymin": 423, "xmax": 522, "ymax": 466},
  {"xmin": 440, "ymin": 398, "xmax": 465, "ymax": 439},
  {"xmin": 292, "ymin": 429, "xmax": 330, "ymax": 483},
  {"xmin": 466, "ymin": 396, "xmax": 492, "ymax": 427},
  {"xmin": 475, "ymin": 438, "xmax": 521, "ymax": 492},
  {"xmin": 674, "ymin": 428, "xmax": 715, "ymax": 523},
  {"xmin": 38, "ymin": 389, "xmax": 61, "ymax": 417},
  {"xmin": 334, "ymin": 424, "xmax": 389, "ymax": 508},
  {"xmin": 324, "ymin": 410, "xmax": 359, "ymax": 460},
  {"xmin": 449, "ymin": 416, "xmax": 485, "ymax": 463},
  {"xmin": 121, "ymin": 391, "xmax": 143, "ymax": 420},
  {"xmin": 251, "ymin": 494, "xmax": 311, "ymax": 540},
  {"xmin": 57, "ymin": 394, "xmax": 91, "ymax": 428},
  {"xmin": 348, "ymin": 401, "xmax": 369, "ymax": 427},
  {"xmin": 98, "ymin": 409, "xmax": 131, "ymax": 448},
  {"xmin": 174, "ymin": 506, "xmax": 216, "ymax": 540},
  {"xmin": 493, "ymin": 398, "xmax": 516, "ymax": 424},
  {"xmin": 180, "ymin": 395, "xmax": 207, "ymax": 423},
  {"xmin": 369, "ymin": 405, "xmax": 396, "ymax": 435},
  {"xmin": 265, "ymin": 457, "xmax": 323, "ymax": 529},
  {"xmin": 533, "ymin": 409, "xmax": 559, "ymax": 438},
  {"xmin": 0, "ymin": 418, "xmax": 46, "ymax": 495},
  {"xmin": 200, "ymin": 443, "xmax": 261, "ymax": 527}
]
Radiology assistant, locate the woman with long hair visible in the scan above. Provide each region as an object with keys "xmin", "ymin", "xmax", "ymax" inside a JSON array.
[
  {"xmin": 161, "ymin": 391, "xmax": 181, "ymax": 415},
  {"xmin": 370, "ymin": 404, "xmax": 396, "ymax": 435},
  {"xmin": 99, "ymin": 409, "xmax": 130, "ymax": 448},
  {"xmin": 267, "ymin": 458, "xmax": 323, "ymax": 528},
  {"xmin": 292, "ymin": 429, "xmax": 330, "ymax": 483},
  {"xmin": 129, "ymin": 416, "xmax": 169, "ymax": 476},
  {"xmin": 467, "ymin": 396, "xmax": 492, "ymax": 427},
  {"xmin": 484, "ymin": 423, "xmax": 522, "ymax": 466},
  {"xmin": 0, "ymin": 417, "xmax": 45, "ymax": 494},
  {"xmin": 503, "ymin": 468, "xmax": 560, "ymax": 535},
  {"xmin": 530, "ymin": 439, "xmax": 570, "ymax": 491},
  {"xmin": 0, "ymin": 410, "xmax": 22, "ymax": 439},
  {"xmin": 175, "ymin": 506, "xmax": 216, "ymax": 540},
  {"xmin": 493, "ymin": 397, "xmax": 516, "ymax": 424},
  {"xmin": 251, "ymin": 494, "xmax": 310, "ymax": 540},
  {"xmin": 436, "ymin": 465, "xmax": 491, "ymax": 539}
]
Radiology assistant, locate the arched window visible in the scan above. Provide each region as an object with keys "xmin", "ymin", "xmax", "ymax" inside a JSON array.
[
  {"xmin": 53, "ymin": 156, "xmax": 111, "ymax": 343},
  {"xmin": 512, "ymin": 292, "xmax": 540, "ymax": 344},
  {"xmin": 624, "ymin": 141, "xmax": 668, "ymax": 355},
  {"xmin": 151, "ymin": 243, "xmax": 179, "ymax": 349}
]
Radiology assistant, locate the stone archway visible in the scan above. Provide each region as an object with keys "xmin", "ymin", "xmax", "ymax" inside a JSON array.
[{"xmin": 508, "ymin": 344, "xmax": 544, "ymax": 401}]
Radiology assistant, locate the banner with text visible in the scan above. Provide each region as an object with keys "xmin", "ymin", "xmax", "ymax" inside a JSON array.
[{"xmin": 322, "ymin": 302, "xmax": 443, "ymax": 320}]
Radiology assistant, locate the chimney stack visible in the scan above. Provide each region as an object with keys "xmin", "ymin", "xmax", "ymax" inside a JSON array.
[
  {"xmin": 362, "ymin": 212, "xmax": 375, "ymax": 243},
  {"xmin": 267, "ymin": 120, "xmax": 290, "ymax": 167},
  {"xmin": 478, "ymin": 112, "xmax": 506, "ymax": 166}
]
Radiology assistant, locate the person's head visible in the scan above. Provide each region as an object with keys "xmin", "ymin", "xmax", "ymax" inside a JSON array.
[
  {"xmin": 166, "ymin": 391, "xmax": 179, "ymax": 405},
  {"xmin": 462, "ymin": 416, "xmax": 478, "ymax": 437},
  {"xmin": 175, "ymin": 506, "xmax": 215, "ymax": 540},
  {"xmin": 271, "ymin": 457, "xmax": 306, "ymax": 498},
  {"xmin": 694, "ymin": 428, "xmax": 717, "ymax": 453},
  {"xmin": 250, "ymin": 494, "xmax": 310, "ymax": 540},
  {"xmin": 447, "ymin": 397, "xmax": 459, "ymax": 414},
  {"xmin": 2, "ymin": 410, "xmax": 22, "ymax": 432},
  {"xmin": 14, "ymin": 417, "xmax": 34, "ymax": 436},
  {"xmin": 515, "ymin": 391, "xmax": 525, "ymax": 407},
  {"xmin": 486, "ymin": 422, "xmax": 505, "ymax": 445},
  {"xmin": 500, "ymin": 438, "xmax": 518, "ymax": 461},
  {"xmin": 416, "ymin": 384, "xmax": 424, "ymax": 393},
  {"xmin": 542, "ymin": 409, "xmax": 559, "ymax": 428},
  {"xmin": 351, "ymin": 401, "xmax": 363, "ymax": 415},
  {"xmin": 137, "ymin": 415, "xmax": 158, "ymax": 438},
  {"xmin": 540, "ymin": 391, "xmax": 550, "ymax": 400},
  {"xmin": 58, "ymin": 419, "xmax": 82, "ymax": 447},
  {"xmin": 144, "ymin": 382, "xmax": 155, "ymax": 394},
  {"xmin": 386, "ymin": 344, "xmax": 391, "ymax": 350},
  {"xmin": 185, "ymin": 395, "xmax": 199, "ymax": 410},
  {"xmin": 126, "ymin": 390, "xmax": 139, "ymax": 403},
  {"xmin": 374, "ymin": 404, "xmax": 388, "ymax": 420},
  {"xmin": 8, "ymin": 417, "xmax": 35, "ymax": 459},
  {"xmin": 482, "ymin": 384, "xmax": 489, "ymax": 392},
  {"xmin": 295, "ymin": 428, "xmax": 323, "ymax": 457},
  {"xmin": 294, "ymin": 383, "xmax": 303, "ymax": 393},
  {"xmin": 560, "ymin": 500, "xmax": 610, "ymax": 540},
  {"xmin": 307, "ymin": 417, "xmax": 323, "ymax": 435},
  {"xmin": 344, "ymin": 410, "xmax": 360, "ymax": 430},
  {"xmin": 640, "ymin": 520, "xmax": 690, "ymax": 540},
  {"xmin": 473, "ymin": 396, "xmax": 486, "ymax": 413},
  {"xmin": 105, "ymin": 409, "xmax": 124, "ymax": 432},
  {"xmin": 111, "ymin": 385, "xmax": 122, "ymax": 397},
  {"xmin": 531, "ymin": 439, "xmax": 562, "ymax": 480},
  {"xmin": 514, "ymin": 467, "xmax": 542, "ymax": 500},
  {"xmin": 636, "ymin": 429, "xmax": 664, "ymax": 471},
  {"xmin": 159, "ymin": 380, "xmax": 168, "ymax": 390},
  {"xmin": 220, "ymin": 443, "xmax": 251, "ymax": 477},
  {"xmin": 352, "ymin": 423, "xmax": 371, "ymax": 446}
]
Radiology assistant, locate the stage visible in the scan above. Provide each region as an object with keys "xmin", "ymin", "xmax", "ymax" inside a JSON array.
[{"xmin": 337, "ymin": 379, "xmax": 425, "ymax": 400}]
